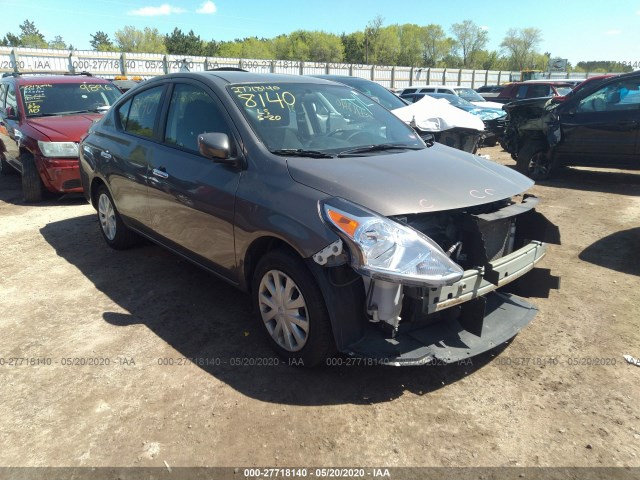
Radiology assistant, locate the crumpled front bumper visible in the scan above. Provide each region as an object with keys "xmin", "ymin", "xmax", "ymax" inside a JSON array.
[{"xmin": 345, "ymin": 240, "xmax": 548, "ymax": 366}]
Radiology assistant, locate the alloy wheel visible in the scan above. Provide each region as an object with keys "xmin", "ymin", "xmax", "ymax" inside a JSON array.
[{"xmin": 98, "ymin": 193, "xmax": 117, "ymax": 241}]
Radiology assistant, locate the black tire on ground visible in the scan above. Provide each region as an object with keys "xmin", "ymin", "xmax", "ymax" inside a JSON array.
[
  {"xmin": 21, "ymin": 153, "xmax": 46, "ymax": 202},
  {"xmin": 252, "ymin": 249, "xmax": 336, "ymax": 367},
  {"xmin": 1, "ymin": 152, "xmax": 16, "ymax": 175},
  {"xmin": 483, "ymin": 138, "xmax": 498, "ymax": 147},
  {"xmin": 95, "ymin": 185, "xmax": 140, "ymax": 249},
  {"xmin": 516, "ymin": 141, "xmax": 553, "ymax": 180}
]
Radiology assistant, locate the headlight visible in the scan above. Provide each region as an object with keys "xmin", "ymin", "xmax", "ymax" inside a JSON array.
[
  {"xmin": 320, "ymin": 199, "xmax": 463, "ymax": 286},
  {"xmin": 37, "ymin": 141, "xmax": 79, "ymax": 158}
]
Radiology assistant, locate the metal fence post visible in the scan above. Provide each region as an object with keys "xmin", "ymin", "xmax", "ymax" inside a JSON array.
[
  {"xmin": 391, "ymin": 66, "xmax": 395, "ymax": 89},
  {"xmin": 121, "ymin": 53, "xmax": 127, "ymax": 76},
  {"xmin": 10, "ymin": 49, "xmax": 19, "ymax": 73}
]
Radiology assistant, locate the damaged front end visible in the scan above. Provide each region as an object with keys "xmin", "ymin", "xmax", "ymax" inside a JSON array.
[
  {"xmin": 502, "ymin": 98, "xmax": 563, "ymax": 157},
  {"xmin": 313, "ymin": 194, "xmax": 559, "ymax": 366}
]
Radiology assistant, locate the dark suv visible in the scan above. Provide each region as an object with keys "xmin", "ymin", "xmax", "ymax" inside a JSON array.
[
  {"xmin": 0, "ymin": 73, "xmax": 121, "ymax": 201},
  {"xmin": 80, "ymin": 71, "xmax": 554, "ymax": 367},
  {"xmin": 503, "ymin": 71, "xmax": 640, "ymax": 179}
]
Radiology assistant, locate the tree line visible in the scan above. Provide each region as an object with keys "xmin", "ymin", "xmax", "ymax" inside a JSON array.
[{"xmin": 1, "ymin": 18, "xmax": 632, "ymax": 73}]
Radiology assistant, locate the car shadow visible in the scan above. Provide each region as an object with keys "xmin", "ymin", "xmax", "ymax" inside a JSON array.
[
  {"xmin": 501, "ymin": 164, "xmax": 640, "ymax": 196},
  {"xmin": 39, "ymin": 214, "xmax": 506, "ymax": 406},
  {"xmin": 0, "ymin": 171, "xmax": 86, "ymax": 206},
  {"xmin": 579, "ymin": 227, "xmax": 640, "ymax": 276}
]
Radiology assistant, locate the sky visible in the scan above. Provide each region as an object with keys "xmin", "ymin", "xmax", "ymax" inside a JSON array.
[{"xmin": 1, "ymin": 0, "xmax": 639, "ymax": 66}]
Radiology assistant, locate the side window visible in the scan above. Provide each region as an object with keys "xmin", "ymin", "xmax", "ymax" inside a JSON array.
[
  {"xmin": 0, "ymin": 84, "xmax": 7, "ymax": 109},
  {"xmin": 525, "ymin": 85, "xmax": 550, "ymax": 98},
  {"xmin": 6, "ymin": 83, "xmax": 18, "ymax": 113},
  {"xmin": 117, "ymin": 98, "xmax": 132, "ymax": 129},
  {"xmin": 164, "ymin": 84, "xmax": 231, "ymax": 153},
  {"xmin": 403, "ymin": 88, "xmax": 417, "ymax": 94},
  {"xmin": 516, "ymin": 85, "xmax": 528, "ymax": 99},
  {"xmin": 122, "ymin": 86, "xmax": 163, "ymax": 138},
  {"xmin": 577, "ymin": 81, "xmax": 640, "ymax": 113}
]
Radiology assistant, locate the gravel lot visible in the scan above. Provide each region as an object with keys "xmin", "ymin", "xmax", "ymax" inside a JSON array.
[{"xmin": 1, "ymin": 146, "xmax": 639, "ymax": 473}]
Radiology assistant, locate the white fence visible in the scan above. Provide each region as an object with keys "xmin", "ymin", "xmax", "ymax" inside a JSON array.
[{"xmin": 0, "ymin": 46, "xmax": 606, "ymax": 88}]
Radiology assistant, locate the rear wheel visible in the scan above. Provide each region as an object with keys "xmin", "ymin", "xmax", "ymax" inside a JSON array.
[
  {"xmin": 96, "ymin": 185, "xmax": 139, "ymax": 249},
  {"xmin": 516, "ymin": 142, "xmax": 553, "ymax": 180},
  {"xmin": 253, "ymin": 249, "xmax": 335, "ymax": 367},
  {"xmin": 21, "ymin": 153, "xmax": 46, "ymax": 202}
]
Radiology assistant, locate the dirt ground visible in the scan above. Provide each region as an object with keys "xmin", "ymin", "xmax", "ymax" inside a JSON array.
[{"xmin": 1, "ymin": 146, "xmax": 639, "ymax": 473}]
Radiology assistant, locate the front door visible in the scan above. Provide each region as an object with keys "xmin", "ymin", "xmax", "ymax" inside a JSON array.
[
  {"xmin": 0, "ymin": 82, "xmax": 22, "ymax": 170},
  {"xmin": 556, "ymin": 78, "xmax": 640, "ymax": 167},
  {"xmin": 146, "ymin": 82, "xmax": 240, "ymax": 276}
]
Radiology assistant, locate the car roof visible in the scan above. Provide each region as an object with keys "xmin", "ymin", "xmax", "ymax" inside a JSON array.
[
  {"xmin": 151, "ymin": 71, "xmax": 336, "ymax": 87},
  {"xmin": 2, "ymin": 73, "xmax": 110, "ymax": 85},
  {"xmin": 402, "ymin": 84, "xmax": 455, "ymax": 89}
]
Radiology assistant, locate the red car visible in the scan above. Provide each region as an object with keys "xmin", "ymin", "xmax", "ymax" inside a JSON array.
[
  {"xmin": 0, "ymin": 73, "xmax": 121, "ymax": 201},
  {"xmin": 493, "ymin": 80, "xmax": 575, "ymax": 104}
]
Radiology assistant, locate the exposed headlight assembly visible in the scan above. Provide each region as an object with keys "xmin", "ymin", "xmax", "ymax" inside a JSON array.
[
  {"xmin": 320, "ymin": 198, "xmax": 463, "ymax": 287},
  {"xmin": 37, "ymin": 141, "xmax": 79, "ymax": 158}
]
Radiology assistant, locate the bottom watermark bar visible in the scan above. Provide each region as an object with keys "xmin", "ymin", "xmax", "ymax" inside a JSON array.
[{"xmin": 0, "ymin": 467, "xmax": 638, "ymax": 480}]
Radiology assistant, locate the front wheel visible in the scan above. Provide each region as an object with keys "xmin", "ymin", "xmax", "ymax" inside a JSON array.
[
  {"xmin": 516, "ymin": 142, "xmax": 553, "ymax": 180},
  {"xmin": 252, "ymin": 250, "xmax": 335, "ymax": 367},
  {"xmin": 96, "ymin": 185, "xmax": 139, "ymax": 249},
  {"xmin": 21, "ymin": 153, "xmax": 46, "ymax": 202}
]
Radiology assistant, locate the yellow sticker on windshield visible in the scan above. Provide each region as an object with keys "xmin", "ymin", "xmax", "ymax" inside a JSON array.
[{"xmin": 231, "ymin": 85, "xmax": 295, "ymax": 121}]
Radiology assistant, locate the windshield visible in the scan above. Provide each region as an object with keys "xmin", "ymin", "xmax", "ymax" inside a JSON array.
[
  {"xmin": 555, "ymin": 86, "xmax": 573, "ymax": 96},
  {"xmin": 333, "ymin": 78, "xmax": 407, "ymax": 111},
  {"xmin": 20, "ymin": 83, "xmax": 122, "ymax": 117},
  {"xmin": 229, "ymin": 83, "xmax": 424, "ymax": 155},
  {"xmin": 454, "ymin": 88, "xmax": 485, "ymax": 103},
  {"xmin": 428, "ymin": 93, "xmax": 474, "ymax": 109}
]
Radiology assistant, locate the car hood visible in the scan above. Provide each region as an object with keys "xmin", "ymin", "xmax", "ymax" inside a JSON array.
[
  {"xmin": 286, "ymin": 143, "xmax": 534, "ymax": 216},
  {"xmin": 471, "ymin": 100, "xmax": 504, "ymax": 109},
  {"xmin": 25, "ymin": 114, "xmax": 102, "ymax": 142},
  {"xmin": 392, "ymin": 96, "xmax": 485, "ymax": 132}
]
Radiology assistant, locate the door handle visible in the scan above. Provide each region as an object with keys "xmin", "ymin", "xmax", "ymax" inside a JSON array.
[
  {"xmin": 152, "ymin": 167, "xmax": 169, "ymax": 179},
  {"xmin": 618, "ymin": 120, "xmax": 638, "ymax": 129},
  {"xmin": 100, "ymin": 150, "xmax": 112, "ymax": 160}
]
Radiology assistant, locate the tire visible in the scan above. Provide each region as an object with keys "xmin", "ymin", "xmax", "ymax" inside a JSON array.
[
  {"xmin": 1, "ymin": 152, "xmax": 16, "ymax": 175},
  {"xmin": 21, "ymin": 153, "xmax": 46, "ymax": 202},
  {"xmin": 516, "ymin": 142, "xmax": 553, "ymax": 180},
  {"xmin": 252, "ymin": 249, "xmax": 335, "ymax": 367},
  {"xmin": 95, "ymin": 185, "xmax": 139, "ymax": 249}
]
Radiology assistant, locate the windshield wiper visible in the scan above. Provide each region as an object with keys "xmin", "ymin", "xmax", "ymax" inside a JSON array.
[
  {"xmin": 27, "ymin": 113, "xmax": 61, "ymax": 117},
  {"xmin": 270, "ymin": 149, "xmax": 334, "ymax": 159},
  {"xmin": 338, "ymin": 143, "xmax": 423, "ymax": 157}
]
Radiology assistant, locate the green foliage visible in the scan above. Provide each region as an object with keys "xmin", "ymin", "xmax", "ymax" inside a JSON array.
[
  {"xmin": 48, "ymin": 35, "xmax": 67, "ymax": 50},
  {"xmin": 0, "ymin": 18, "xmax": 595, "ymax": 74},
  {"xmin": 164, "ymin": 28, "xmax": 204, "ymax": 56},
  {"xmin": 500, "ymin": 28, "xmax": 543, "ymax": 70},
  {"xmin": 90, "ymin": 31, "xmax": 115, "ymax": 52},
  {"xmin": 575, "ymin": 61, "xmax": 632, "ymax": 73},
  {"xmin": 450, "ymin": 20, "xmax": 488, "ymax": 68},
  {"xmin": 114, "ymin": 26, "xmax": 166, "ymax": 54}
]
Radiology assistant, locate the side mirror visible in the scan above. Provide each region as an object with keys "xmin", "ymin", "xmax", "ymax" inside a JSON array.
[
  {"xmin": 198, "ymin": 132, "xmax": 240, "ymax": 166},
  {"xmin": 5, "ymin": 106, "xmax": 17, "ymax": 120}
]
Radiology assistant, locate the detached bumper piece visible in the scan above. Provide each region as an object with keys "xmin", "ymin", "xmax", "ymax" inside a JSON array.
[
  {"xmin": 345, "ymin": 240, "xmax": 547, "ymax": 366},
  {"xmin": 346, "ymin": 292, "xmax": 537, "ymax": 366}
]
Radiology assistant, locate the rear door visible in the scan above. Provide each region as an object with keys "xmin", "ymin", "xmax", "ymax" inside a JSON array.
[
  {"xmin": 93, "ymin": 84, "xmax": 167, "ymax": 227},
  {"xmin": 556, "ymin": 78, "xmax": 640, "ymax": 167},
  {"xmin": 147, "ymin": 81, "xmax": 241, "ymax": 275}
]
